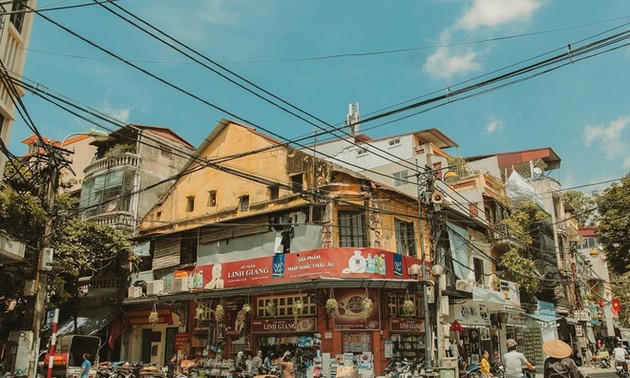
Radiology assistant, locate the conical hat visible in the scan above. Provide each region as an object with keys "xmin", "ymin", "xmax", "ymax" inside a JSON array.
[{"xmin": 543, "ymin": 339, "xmax": 572, "ymax": 359}]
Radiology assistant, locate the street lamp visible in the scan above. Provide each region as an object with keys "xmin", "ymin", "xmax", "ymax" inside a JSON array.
[
  {"xmin": 28, "ymin": 129, "xmax": 110, "ymax": 378},
  {"xmin": 60, "ymin": 128, "xmax": 110, "ymax": 147}
]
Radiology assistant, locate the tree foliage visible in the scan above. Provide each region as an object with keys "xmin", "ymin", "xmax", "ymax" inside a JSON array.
[
  {"xmin": 499, "ymin": 200, "xmax": 550, "ymax": 297},
  {"xmin": 611, "ymin": 272, "xmax": 630, "ymax": 327},
  {"xmin": 594, "ymin": 174, "xmax": 630, "ymax": 275},
  {"xmin": 563, "ymin": 189, "xmax": 596, "ymax": 227},
  {"xmin": 0, "ymin": 159, "xmax": 136, "ymax": 329}
]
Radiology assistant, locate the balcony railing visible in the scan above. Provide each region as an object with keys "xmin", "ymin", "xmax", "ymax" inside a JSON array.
[
  {"xmin": 86, "ymin": 211, "xmax": 136, "ymax": 232},
  {"xmin": 77, "ymin": 276, "xmax": 129, "ymax": 293},
  {"xmin": 84, "ymin": 152, "xmax": 140, "ymax": 177}
]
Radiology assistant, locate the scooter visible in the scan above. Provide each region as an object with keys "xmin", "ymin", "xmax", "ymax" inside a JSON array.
[
  {"xmin": 615, "ymin": 361, "xmax": 629, "ymax": 378},
  {"xmin": 490, "ymin": 362, "xmax": 504, "ymax": 378}
]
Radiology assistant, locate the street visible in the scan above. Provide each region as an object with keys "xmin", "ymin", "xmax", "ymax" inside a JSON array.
[{"xmin": 578, "ymin": 366, "xmax": 618, "ymax": 378}]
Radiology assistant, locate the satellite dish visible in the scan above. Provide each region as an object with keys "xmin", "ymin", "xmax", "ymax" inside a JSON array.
[{"xmin": 533, "ymin": 167, "xmax": 543, "ymax": 176}]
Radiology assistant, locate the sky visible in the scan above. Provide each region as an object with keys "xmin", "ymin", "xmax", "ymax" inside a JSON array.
[{"xmin": 8, "ymin": 0, "xmax": 630, "ymax": 194}]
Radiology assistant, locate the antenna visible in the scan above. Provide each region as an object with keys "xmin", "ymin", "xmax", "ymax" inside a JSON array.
[{"xmin": 346, "ymin": 103, "xmax": 360, "ymax": 135}]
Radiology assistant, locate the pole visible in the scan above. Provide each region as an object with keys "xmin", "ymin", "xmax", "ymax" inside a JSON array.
[
  {"xmin": 47, "ymin": 309, "xmax": 59, "ymax": 378},
  {"xmin": 416, "ymin": 161, "xmax": 434, "ymax": 373},
  {"xmin": 28, "ymin": 157, "xmax": 61, "ymax": 378}
]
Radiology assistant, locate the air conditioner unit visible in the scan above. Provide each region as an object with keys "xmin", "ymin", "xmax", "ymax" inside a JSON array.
[
  {"xmin": 172, "ymin": 277, "xmax": 189, "ymax": 293},
  {"xmin": 455, "ymin": 279, "xmax": 473, "ymax": 293},
  {"xmin": 146, "ymin": 280, "xmax": 164, "ymax": 296},
  {"xmin": 127, "ymin": 286, "xmax": 143, "ymax": 299}
]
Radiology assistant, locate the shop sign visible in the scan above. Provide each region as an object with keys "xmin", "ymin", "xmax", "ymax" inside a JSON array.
[
  {"xmin": 175, "ymin": 333, "xmax": 189, "ymax": 348},
  {"xmin": 506, "ymin": 312, "xmax": 528, "ymax": 325},
  {"xmin": 452, "ymin": 303, "xmax": 489, "ymax": 326},
  {"xmin": 499, "ymin": 280, "xmax": 521, "ymax": 308},
  {"xmin": 333, "ymin": 288, "xmax": 380, "ymax": 331},
  {"xmin": 126, "ymin": 308, "xmax": 173, "ymax": 325},
  {"xmin": 390, "ymin": 318, "xmax": 425, "ymax": 333},
  {"xmin": 175, "ymin": 248, "xmax": 425, "ymax": 292},
  {"xmin": 251, "ymin": 317, "xmax": 317, "ymax": 333}
]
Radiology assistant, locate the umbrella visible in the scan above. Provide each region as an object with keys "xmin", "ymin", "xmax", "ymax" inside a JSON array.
[{"xmin": 450, "ymin": 320, "xmax": 464, "ymax": 332}]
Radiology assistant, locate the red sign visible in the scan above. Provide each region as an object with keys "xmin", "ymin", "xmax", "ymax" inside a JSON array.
[
  {"xmin": 177, "ymin": 248, "xmax": 426, "ymax": 291},
  {"xmin": 332, "ymin": 288, "xmax": 380, "ymax": 330},
  {"xmin": 175, "ymin": 333, "xmax": 189, "ymax": 348},
  {"xmin": 126, "ymin": 308, "xmax": 173, "ymax": 325},
  {"xmin": 251, "ymin": 317, "xmax": 317, "ymax": 333},
  {"xmin": 390, "ymin": 318, "xmax": 425, "ymax": 333}
]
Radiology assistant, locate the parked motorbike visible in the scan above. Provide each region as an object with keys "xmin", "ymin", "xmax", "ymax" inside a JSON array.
[{"xmin": 460, "ymin": 364, "xmax": 480, "ymax": 378}]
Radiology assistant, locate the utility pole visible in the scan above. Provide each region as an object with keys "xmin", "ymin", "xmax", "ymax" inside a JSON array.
[
  {"xmin": 27, "ymin": 148, "xmax": 63, "ymax": 378},
  {"xmin": 416, "ymin": 160, "xmax": 435, "ymax": 374}
]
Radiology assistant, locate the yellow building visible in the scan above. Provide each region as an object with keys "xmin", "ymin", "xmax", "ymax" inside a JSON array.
[{"xmin": 124, "ymin": 119, "xmax": 432, "ymax": 374}]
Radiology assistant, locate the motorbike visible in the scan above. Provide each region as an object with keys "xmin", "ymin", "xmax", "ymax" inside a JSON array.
[
  {"xmin": 490, "ymin": 362, "xmax": 504, "ymax": 378},
  {"xmin": 615, "ymin": 361, "xmax": 629, "ymax": 378},
  {"xmin": 460, "ymin": 364, "xmax": 480, "ymax": 378}
]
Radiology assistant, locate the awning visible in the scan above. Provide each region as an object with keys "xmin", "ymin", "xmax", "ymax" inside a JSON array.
[
  {"xmin": 124, "ymin": 277, "xmax": 423, "ymax": 305},
  {"xmin": 527, "ymin": 313, "xmax": 561, "ymax": 323},
  {"xmin": 56, "ymin": 307, "xmax": 121, "ymax": 336},
  {"xmin": 472, "ymin": 286, "xmax": 505, "ymax": 311},
  {"xmin": 618, "ymin": 327, "xmax": 630, "ymax": 340}
]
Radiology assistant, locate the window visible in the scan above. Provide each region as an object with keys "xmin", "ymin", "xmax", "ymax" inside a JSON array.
[
  {"xmin": 239, "ymin": 195, "xmax": 249, "ymax": 211},
  {"xmin": 207, "ymin": 191, "xmax": 217, "ymax": 207},
  {"xmin": 357, "ymin": 148, "xmax": 368, "ymax": 156},
  {"xmin": 268, "ymin": 185, "xmax": 279, "ymax": 200},
  {"xmin": 395, "ymin": 219, "xmax": 417, "ymax": 257},
  {"xmin": 576, "ymin": 237, "xmax": 598, "ymax": 250},
  {"xmin": 186, "ymin": 196, "xmax": 195, "ymax": 212},
  {"xmin": 388, "ymin": 138, "xmax": 401, "ymax": 147},
  {"xmin": 387, "ymin": 293, "xmax": 423, "ymax": 318},
  {"xmin": 256, "ymin": 294, "xmax": 316, "ymax": 318},
  {"xmin": 156, "ymin": 211, "xmax": 162, "ymax": 220},
  {"xmin": 10, "ymin": 0, "xmax": 26, "ymax": 33},
  {"xmin": 393, "ymin": 170, "xmax": 408, "ymax": 187},
  {"xmin": 290, "ymin": 173, "xmax": 303, "ymax": 193},
  {"xmin": 338, "ymin": 211, "xmax": 367, "ymax": 247},
  {"xmin": 473, "ymin": 257, "xmax": 484, "ymax": 285},
  {"xmin": 180, "ymin": 233, "xmax": 197, "ymax": 265},
  {"xmin": 79, "ymin": 169, "xmax": 134, "ymax": 217}
]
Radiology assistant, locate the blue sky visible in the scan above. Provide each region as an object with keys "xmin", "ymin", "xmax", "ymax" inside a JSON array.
[{"xmin": 9, "ymin": 0, "xmax": 630, "ymax": 193}]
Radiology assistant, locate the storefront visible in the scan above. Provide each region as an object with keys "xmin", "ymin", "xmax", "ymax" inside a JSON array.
[
  {"xmin": 122, "ymin": 248, "xmax": 428, "ymax": 376},
  {"xmin": 447, "ymin": 303, "xmax": 492, "ymax": 366}
]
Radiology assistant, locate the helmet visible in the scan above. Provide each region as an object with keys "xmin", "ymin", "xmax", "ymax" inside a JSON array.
[{"xmin": 506, "ymin": 339, "xmax": 518, "ymax": 348}]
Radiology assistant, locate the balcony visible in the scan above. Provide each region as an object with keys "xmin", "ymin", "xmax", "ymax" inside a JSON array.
[
  {"xmin": 77, "ymin": 276, "xmax": 129, "ymax": 297},
  {"xmin": 87, "ymin": 211, "xmax": 136, "ymax": 232},
  {"xmin": 84, "ymin": 152, "xmax": 140, "ymax": 177}
]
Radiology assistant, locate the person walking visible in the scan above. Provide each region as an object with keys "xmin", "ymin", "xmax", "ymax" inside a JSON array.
[
  {"xmin": 480, "ymin": 350, "xmax": 493, "ymax": 378},
  {"xmin": 166, "ymin": 354, "xmax": 178, "ymax": 378},
  {"xmin": 79, "ymin": 353, "xmax": 91, "ymax": 378},
  {"xmin": 542, "ymin": 339, "xmax": 585, "ymax": 378},
  {"xmin": 503, "ymin": 339, "xmax": 536, "ymax": 378},
  {"xmin": 278, "ymin": 352, "xmax": 295, "ymax": 378}
]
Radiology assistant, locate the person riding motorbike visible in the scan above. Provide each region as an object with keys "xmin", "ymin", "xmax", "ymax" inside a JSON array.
[
  {"xmin": 503, "ymin": 339, "xmax": 536, "ymax": 378},
  {"xmin": 542, "ymin": 339, "xmax": 585, "ymax": 378},
  {"xmin": 613, "ymin": 342, "xmax": 630, "ymax": 374}
]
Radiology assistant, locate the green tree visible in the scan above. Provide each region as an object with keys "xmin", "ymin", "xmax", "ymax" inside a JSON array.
[
  {"xmin": 563, "ymin": 189, "xmax": 596, "ymax": 227},
  {"xmin": 594, "ymin": 174, "xmax": 630, "ymax": 275},
  {"xmin": 498, "ymin": 200, "xmax": 550, "ymax": 296},
  {"xmin": 611, "ymin": 272, "xmax": 630, "ymax": 327},
  {"xmin": 0, "ymin": 159, "xmax": 136, "ymax": 330}
]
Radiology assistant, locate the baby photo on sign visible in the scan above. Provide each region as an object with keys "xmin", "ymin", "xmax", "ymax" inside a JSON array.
[{"xmin": 480, "ymin": 327, "xmax": 490, "ymax": 341}]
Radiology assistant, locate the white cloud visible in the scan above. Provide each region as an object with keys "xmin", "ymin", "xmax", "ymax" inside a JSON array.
[
  {"xmin": 423, "ymin": 32, "xmax": 482, "ymax": 79},
  {"xmin": 456, "ymin": 0, "xmax": 542, "ymax": 31},
  {"xmin": 100, "ymin": 99, "xmax": 131, "ymax": 124},
  {"xmin": 485, "ymin": 118, "xmax": 503, "ymax": 134},
  {"xmin": 583, "ymin": 116, "xmax": 629, "ymax": 159}
]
